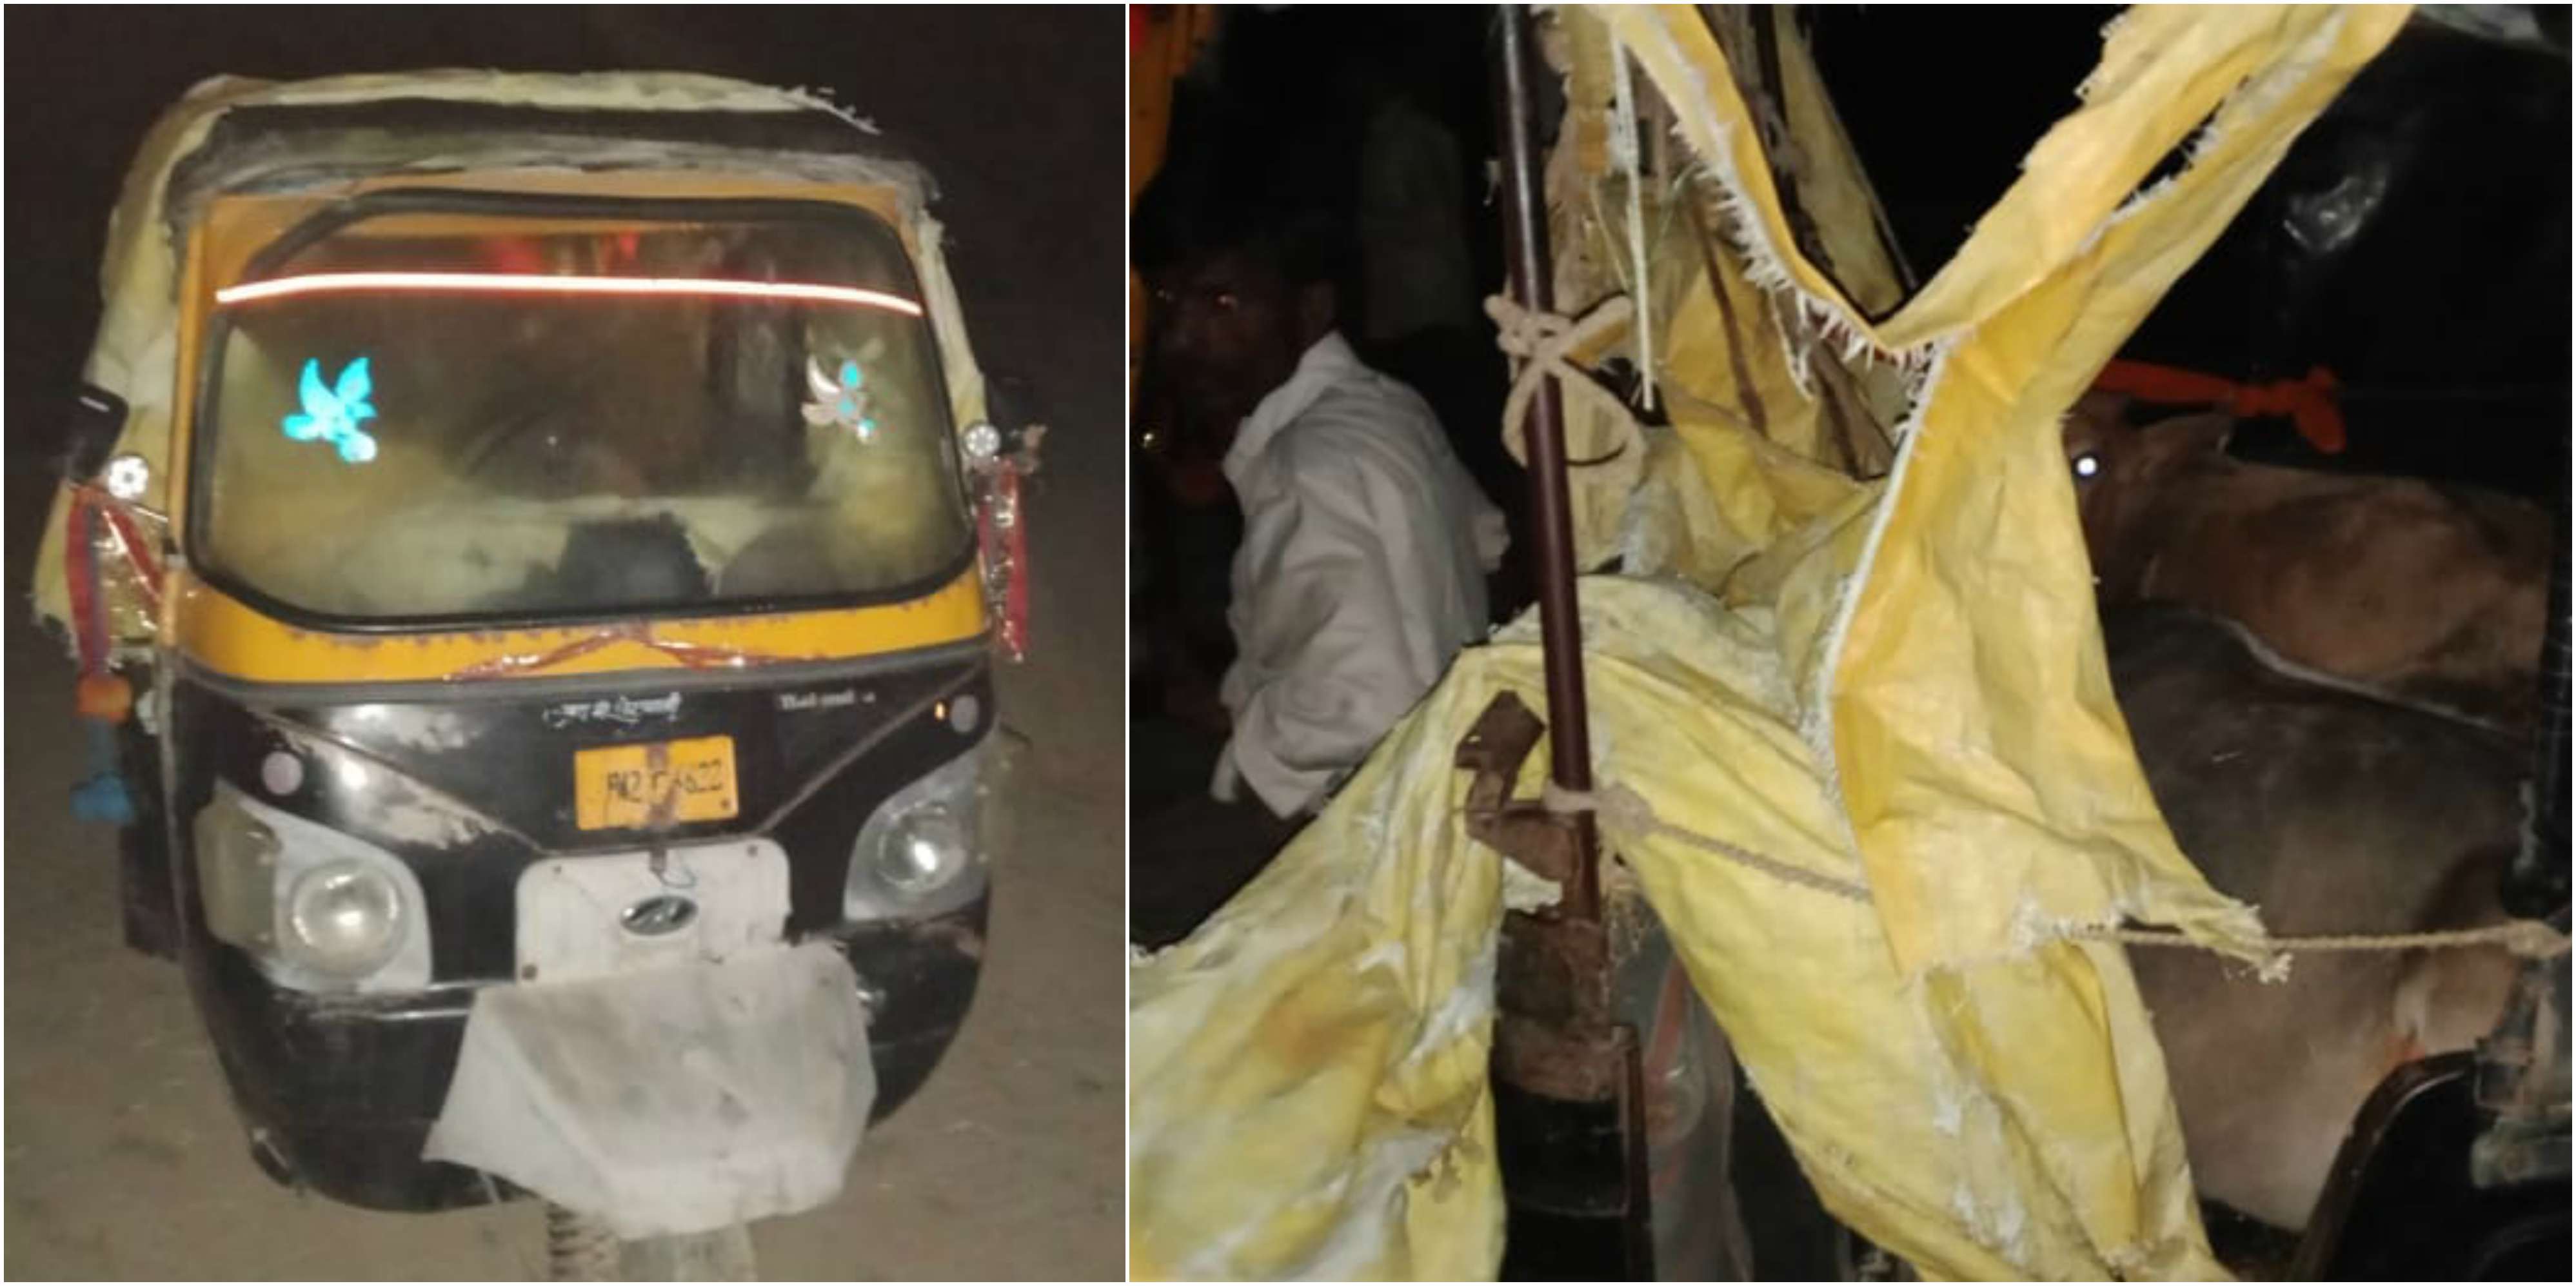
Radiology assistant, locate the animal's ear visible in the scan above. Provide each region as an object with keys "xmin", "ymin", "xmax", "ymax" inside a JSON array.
[
  {"xmin": 2121, "ymin": 410, "xmax": 2238, "ymax": 484},
  {"xmin": 2146, "ymin": 410, "xmax": 2238, "ymax": 458},
  {"xmin": 2061, "ymin": 390, "xmax": 2131, "ymax": 453},
  {"xmin": 2069, "ymin": 390, "xmax": 2132, "ymax": 429}
]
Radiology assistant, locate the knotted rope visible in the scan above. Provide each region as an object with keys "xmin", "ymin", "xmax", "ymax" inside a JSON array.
[
  {"xmin": 1487, "ymin": 293, "xmax": 1652, "ymax": 471},
  {"xmin": 1540, "ymin": 780, "xmax": 2571, "ymax": 964}
]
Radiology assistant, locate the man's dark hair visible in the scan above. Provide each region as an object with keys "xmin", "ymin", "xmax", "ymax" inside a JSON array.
[{"xmin": 1132, "ymin": 150, "xmax": 1349, "ymax": 289}]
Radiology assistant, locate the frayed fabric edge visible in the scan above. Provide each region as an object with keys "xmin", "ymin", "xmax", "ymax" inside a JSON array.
[
  {"xmin": 1798, "ymin": 339, "xmax": 1956, "ymax": 834},
  {"xmin": 1612, "ymin": 8, "xmax": 1932, "ymax": 383}
]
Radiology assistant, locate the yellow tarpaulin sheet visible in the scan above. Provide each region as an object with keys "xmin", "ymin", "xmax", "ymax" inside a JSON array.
[{"xmin": 1133, "ymin": 5, "xmax": 2409, "ymax": 1280}]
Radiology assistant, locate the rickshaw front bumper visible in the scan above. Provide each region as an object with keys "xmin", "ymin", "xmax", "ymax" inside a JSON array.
[{"xmin": 206, "ymin": 899, "xmax": 986, "ymax": 1214}]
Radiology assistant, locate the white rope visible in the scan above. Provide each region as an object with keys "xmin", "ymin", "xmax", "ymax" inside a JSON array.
[
  {"xmin": 1545, "ymin": 779, "xmax": 1874, "ymax": 904},
  {"xmin": 1539, "ymin": 780, "xmax": 2572, "ymax": 963},
  {"xmin": 2104, "ymin": 921, "xmax": 2570, "ymax": 960},
  {"xmin": 1485, "ymin": 293, "xmax": 1650, "ymax": 472}
]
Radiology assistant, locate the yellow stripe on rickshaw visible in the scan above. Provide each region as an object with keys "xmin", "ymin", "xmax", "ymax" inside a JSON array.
[{"xmin": 166, "ymin": 568, "xmax": 989, "ymax": 686}]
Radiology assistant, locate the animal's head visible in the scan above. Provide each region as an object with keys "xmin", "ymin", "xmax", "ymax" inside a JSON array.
[{"xmin": 2061, "ymin": 391, "xmax": 2237, "ymax": 597}]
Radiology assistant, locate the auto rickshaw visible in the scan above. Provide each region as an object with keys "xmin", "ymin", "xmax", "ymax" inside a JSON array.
[{"xmin": 34, "ymin": 72, "xmax": 1035, "ymax": 1264}]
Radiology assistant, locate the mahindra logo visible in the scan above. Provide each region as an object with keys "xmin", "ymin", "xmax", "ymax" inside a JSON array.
[{"xmin": 619, "ymin": 895, "xmax": 698, "ymax": 936}]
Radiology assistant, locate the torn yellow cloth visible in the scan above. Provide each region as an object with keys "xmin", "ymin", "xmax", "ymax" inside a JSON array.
[
  {"xmin": 1593, "ymin": 3, "xmax": 2410, "ymax": 971},
  {"xmin": 1133, "ymin": 580, "xmax": 2216, "ymax": 1279}
]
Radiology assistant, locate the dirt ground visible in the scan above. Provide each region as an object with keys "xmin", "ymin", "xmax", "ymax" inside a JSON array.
[{"xmin": 3, "ymin": 8, "xmax": 1125, "ymax": 1280}]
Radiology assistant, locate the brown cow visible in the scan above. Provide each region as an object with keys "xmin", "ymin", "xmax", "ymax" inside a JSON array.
[
  {"xmin": 2108, "ymin": 604, "xmax": 2526, "ymax": 1231},
  {"xmin": 2064, "ymin": 391, "xmax": 2552, "ymax": 727}
]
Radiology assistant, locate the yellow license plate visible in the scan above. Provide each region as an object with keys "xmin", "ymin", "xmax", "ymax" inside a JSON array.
[{"xmin": 574, "ymin": 736, "xmax": 740, "ymax": 831}]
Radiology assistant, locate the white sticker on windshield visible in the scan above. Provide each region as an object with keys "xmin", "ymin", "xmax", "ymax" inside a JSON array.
[{"xmin": 802, "ymin": 357, "xmax": 878, "ymax": 442}]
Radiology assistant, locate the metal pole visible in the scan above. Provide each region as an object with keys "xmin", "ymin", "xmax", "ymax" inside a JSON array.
[
  {"xmin": 2506, "ymin": 508, "xmax": 2570, "ymax": 921},
  {"xmin": 1492, "ymin": 2, "xmax": 1602, "ymax": 919}
]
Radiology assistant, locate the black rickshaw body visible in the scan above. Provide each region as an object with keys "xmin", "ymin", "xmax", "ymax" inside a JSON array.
[{"xmin": 163, "ymin": 651, "xmax": 995, "ymax": 1209}]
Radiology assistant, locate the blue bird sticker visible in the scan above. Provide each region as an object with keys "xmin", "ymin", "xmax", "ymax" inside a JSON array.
[
  {"xmin": 282, "ymin": 357, "xmax": 379, "ymax": 464},
  {"xmin": 803, "ymin": 356, "xmax": 878, "ymax": 441}
]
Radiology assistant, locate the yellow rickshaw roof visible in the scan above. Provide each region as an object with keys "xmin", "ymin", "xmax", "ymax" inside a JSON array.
[{"xmin": 143, "ymin": 71, "xmax": 936, "ymax": 256}]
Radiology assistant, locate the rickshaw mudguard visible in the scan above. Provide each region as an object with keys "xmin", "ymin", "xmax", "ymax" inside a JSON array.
[{"xmin": 423, "ymin": 941, "xmax": 877, "ymax": 1239}]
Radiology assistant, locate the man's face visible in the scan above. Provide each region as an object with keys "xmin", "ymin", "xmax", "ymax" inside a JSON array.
[{"xmin": 1148, "ymin": 249, "xmax": 1309, "ymax": 437}]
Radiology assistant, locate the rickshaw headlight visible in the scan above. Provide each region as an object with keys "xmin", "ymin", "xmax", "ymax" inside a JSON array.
[
  {"xmin": 194, "ymin": 782, "xmax": 432, "ymax": 993},
  {"xmin": 285, "ymin": 860, "xmax": 406, "ymax": 977},
  {"xmin": 877, "ymin": 803, "xmax": 973, "ymax": 897},
  {"xmin": 845, "ymin": 729, "xmax": 1019, "ymax": 920}
]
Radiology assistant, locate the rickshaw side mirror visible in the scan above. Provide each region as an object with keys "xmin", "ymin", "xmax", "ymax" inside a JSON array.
[{"xmin": 64, "ymin": 385, "xmax": 129, "ymax": 482}]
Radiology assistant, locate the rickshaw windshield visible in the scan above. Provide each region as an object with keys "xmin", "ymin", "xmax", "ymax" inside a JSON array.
[{"xmin": 195, "ymin": 199, "xmax": 972, "ymax": 625}]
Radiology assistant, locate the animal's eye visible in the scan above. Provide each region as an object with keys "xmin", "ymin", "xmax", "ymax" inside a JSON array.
[
  {"xmin": 2072, "ymin": 451, "xmax": 2103, "ymax": 481},
  {"xmin": 1213, "ymin": 291, "xmax": 1240, "ymax": 312}
]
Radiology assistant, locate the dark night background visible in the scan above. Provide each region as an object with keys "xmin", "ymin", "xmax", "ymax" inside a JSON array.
[{"xmin": 5, "ymin": 7, "xmax": 1124, "ymax": 1278}]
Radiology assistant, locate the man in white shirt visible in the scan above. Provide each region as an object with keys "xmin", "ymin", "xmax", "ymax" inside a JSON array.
[{"xmin": 1147, "ymin": 206, "xmax": 1508, "ymax": 821}]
